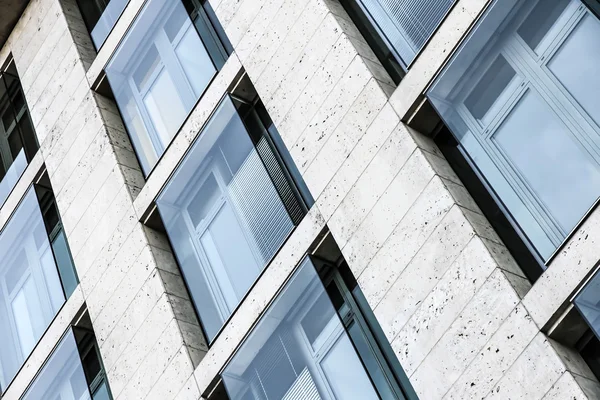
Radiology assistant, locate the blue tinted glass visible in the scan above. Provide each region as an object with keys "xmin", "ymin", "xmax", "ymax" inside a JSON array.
[
  {"xmin": 52, "ymin": 229, "xmax": 78, "ymax": 299},
  {"xmin": 22, "ymin": 330, "xmax": 92, "ymax": 400},
  {"xmin": 0, "ymin": 188, "xmax": 65, "ymax": 391},
  {"xmin": 156, "ymin": 97, "xmax": 298, "ymax": 342},
  {"xmin": 0, "ymin": 149, "xmax": 27, "ymax": 208},
  {"xmin": 575, "ymin": 270, "xmax": 600, "ymax": 339},
  {"xmin": 357, "ymin": 0, "xmax": 456, "ymax": 67},
  {"xmin": 0, "ymin": 73, "xmax": 37, "ymax": 210},
  {"xmin": 90, "ymin": 0, "xmax": 130, "ymax": 49},
  {"xmin": 427, "ymin": 0, "xmax": 600, "ymax": 261},
  {"xmin": 222, "ymin": 258, "xmax": 380, "ymax": 400},
  {"xmin": 105, "ymin": 0, "xmax": 216, "ymax": 174}
]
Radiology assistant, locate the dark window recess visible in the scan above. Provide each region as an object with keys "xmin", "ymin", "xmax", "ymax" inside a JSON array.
[
  {"xmin": 155, "ymin": 94, "xmax": 311, "ymax": 344},
  {"xmin": 239, "ymin": 97, "xmax": 314, "ymax": 217},
  {"xmin": 584, "ymin": 0, "xmax": 600, "ymax": 18},
  {"xmin": 340, "ymin": 0, "xmax": 405, "ymax": 85},
  {"xmin": 317, "ymin": 259, "xmax": 419, "ymax": 400},
  {"xmin": 183, "ymin": 0, "xmax": 233, "ymax": 69},
  {"xmin": 254, "ymin": 98, "xmax": 315, "ymax": 208},
  {"xmin": 577, "ymin": 329, "xmax": 600, "ymax": 381},
  {"xmin": 0, "ymin": 64, "xmax": 39, "ymax": 206},
  {"xmin": 434, "ymin": 127, "xmax": 543, "ymax": 283},
  {"xmin": 36, "ymin": 184, "xmax": 79, "ymax": 299},
  {"xmin": 76, "ymin": 0, "xmax": 129, "ymax": 50},
  {"xmin": 220, "ymin": 255, "xmax": 416, "ymax": 400},
  {"xmin": 74, "ymin": 328, "xmax": 113, "ymax": 400}
]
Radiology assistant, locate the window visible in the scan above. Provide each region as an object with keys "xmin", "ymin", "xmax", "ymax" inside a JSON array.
[
  {"xmin": 582, "ymin": 0, "xmax": 600, "ymax": 17},
  {"xmin": 428, "ymin": 0, "xmax": 600, "ymax": 264},
  {"xmin": 104, "ymin": 0, "xmax": 230, "ymax": 175},
  {"xmin": 156, "ymin": 95, "xmax": 310, "ymax": 343},
  {"xmin": 341, "ymin": 0, "xmax": 456, "ymax": 77},
  {"xmin": 573, "ymin": 268, "xmax": 600, "ymax": 381},
  {"xmin": 222, "ymin": 257, "xmax": 412, "ymax": 400},
  {"xmin": 574, "ymin": 269, "xmax": 600, "ymax": 342},
  {"xmin": 77, "ymin": 0, "xmax": 130, "ymax": 50},
  {"xmin": 0, "ymin": 63, "xmax": 38, "ymax": 209},
  {"xmin": 22, "ymin": 328, "xmax": 112, "ymax": 400},
  {"xmin": 0, "ymin": 186, "xmax": 78, "ymax": 393}
]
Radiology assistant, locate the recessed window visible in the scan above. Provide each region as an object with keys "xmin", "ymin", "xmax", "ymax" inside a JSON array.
[
  {"xmin": 341, "ymin": 0, "xmax": 456, "ymax": 80},
  {"xmin": 104, "ymin": 0, "xmax": 230, "ymax": 175},
  {"xmin": 221, "ymin": 256, "xmax": 412, "ymax": 400},
  {"xmin": 22, "ymin": 327, "xmax": 112, "ymax": 400},
  {"xmin": 155, "ymin": 95, "xmax": 310, "ymax": 343},
  {"xmin": 76, "ymin": 0, "xmax": 130, "ymax": 50},
  {"xmin": 428, "ymin": 0, "xmax": 600, "ymax": 263},
  {"xmin": 0, "ymin": 186, "xmax": 78, "ymax": 393},
  {"xmin": 0, "ymin": 63, "xmax": 39, "ymax": 209}
]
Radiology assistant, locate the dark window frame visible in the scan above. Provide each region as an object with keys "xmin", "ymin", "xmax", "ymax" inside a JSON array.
[
  {"xmin": 0, "ymin": 183, "xmax": 79, "ymax": 395},
  {"xmin": 0, "ymin": 63, "xmax": 39, "ymax": 209},
  {"xmin": 20, "ymin": 326, "xmax": 113, "ymax": 400},
  {"xmin": 154, "ymin": 93, "xmax": 312, "ymax": 348},
  {"xmin": 583, "ymin": 0, "xmax": 600, "ymax": 17},
  {"xmin": 100, "ymin": 0, "xmax": 233, "ymax": 180},
  {"xmin": 315, "ymin": 256, "xmax": 419, "ymax": 400},
  {"xmin": 434, "ymin": 127, "xmax": 544, "ymax": 283},
  {"xmin": 339, "ymin": 0, "xmax": 405, "ymax": 84}
]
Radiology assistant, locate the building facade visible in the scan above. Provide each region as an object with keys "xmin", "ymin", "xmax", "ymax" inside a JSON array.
[{"xmin": 1, "ymin": 0, "xmax": 600, "ymax": 398}]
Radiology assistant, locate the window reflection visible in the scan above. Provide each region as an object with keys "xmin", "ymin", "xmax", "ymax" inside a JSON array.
[
  {"xmin": 428, "ymin": 0, "xmax": 600, "ymax": 261},
  {"xmin": 0, "ymin": 189, "xmax": 64, "ymax": 391},
  {"xmin": 353, "ymin": 0, "xmax": 456, "ymax": 68},
  {"xmin": 22, "ymin": 328, "xmax": 112, "ymax": 400},
  {"xmin": 156, "ymin": 96, "xmax": 307, "ymax": 342},
  {"xmin": 105, "ymin": 0, "xmax": 217, "ymax": 174},
  {"xmin": 222, "ymin": 258, "xmax": 381, "ymax": 400},
  {"xmin": 0, "ymin": 69, "xmax": 38, "ymax": 209}
]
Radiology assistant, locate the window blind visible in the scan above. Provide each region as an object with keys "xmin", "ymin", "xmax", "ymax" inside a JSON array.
[{"xmin": 359, "ymin": 0, "xmax": 456, "ymax": 66}]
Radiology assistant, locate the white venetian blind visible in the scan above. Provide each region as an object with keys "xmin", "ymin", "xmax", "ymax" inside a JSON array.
[
  {"xmin": 360, "ymin": 0, "xmax": 456, "ymax": 66},
  {"xmin": 226, "ymin": 145, "xmax": 295, "ymax": 265}
]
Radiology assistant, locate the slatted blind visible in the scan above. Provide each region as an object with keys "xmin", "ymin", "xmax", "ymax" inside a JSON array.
[
  {"xmin": 244, "ymin": 331, "xmax": 302, "ymax": 400},
  {"xmin": 226, "ymin": 147, "xmax": 295, "ymax": 265},
  {"xmin": 359, "ymin": 0, "xmax": 456, "ymax": 66},
  {"xmin": 281, "ymin": 368, "xmax": 321, "ymax": 400}
]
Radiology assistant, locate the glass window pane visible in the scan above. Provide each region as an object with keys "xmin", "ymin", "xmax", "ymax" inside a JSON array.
[
  {"xmin": 0, "ymin": 149, "xmax": 26, "ymax": 208},
  {"xmin": 548, "ymin": 12, "xmax": 600, "ymax": 128},
  {"xmin": 52, "ymin": 229, "xmax": 79, "ymax": 299},
  {"xmin": 143, "ymin": 69, "xmax": 187, "ymax": 146},
  {"xmin": 427, "ymin": 0, "xmax": 600, "ymax": 261},
  {"xmin": 156, "ymin": 97, "xmax": 300, "ymax": 342},
  {"xmin": 22, "ymin": 330, "xmax": 92, "ymax": 400},
  {"xmin": 301, "ymin": 291, "xmax": 337, "ymax": 349},
  {"xmin": 105, "ymin": 0, "xmax": 217, "ymax": 175},
  {"xmin": 464, "ymin": 55, "xmax": 518, "ymax": 124},
  {"xmin": 0, "ymin": 188, "xmax": 66, "ymax": 390},
  {"xmin": 576, "ymin": 270, "xmax": 600, "ymax": 340},
  {"xmin": 357, "ymin": 0, "xmax": 456, "ymax": 67},
  {"xmin": 321, "ymin": 334, "xmax": 379, "ymax": 400},
  {"xmin": 347, "ymin": 322, "xmax": 398, "ymax": 400},
  {"xmin": 89, "ymin": 0, "xmax": 130, "ymax": 49},
  {"xmin": 133, "ymin": 45, "xmax": 161, "ymax": 91},
  {"xmin": 0, "ymin": 74, "xmax": 37, "ymax": 210},
  {"xmin": 222, "ymin": 258, "xmax": 380, "ymax": 400},
  {"xmin": 492, "ymin": 89, "xmax": 600, "ymax": 233},
  {"xmin": 175, "ymin": 26, "xmax": 216, "ymax": 96},
  {"xmin": 517, "ymin": 0, "xmax": 571, "ymax": 54},
  {"xmin": 93, "ymin": 381, "xmax": 111, "ymax": 400}
]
